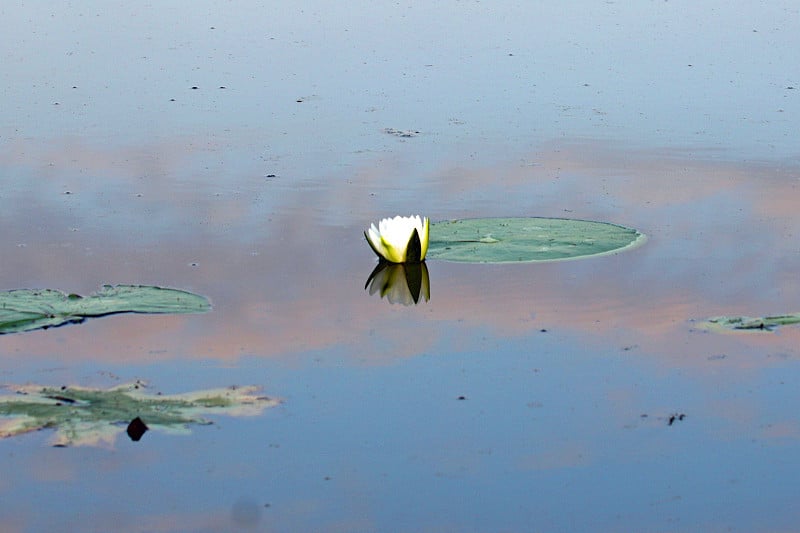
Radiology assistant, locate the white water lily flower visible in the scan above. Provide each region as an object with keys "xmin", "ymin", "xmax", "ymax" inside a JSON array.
[{"xmin": 365, "ymin": 215, "xmax": 430, "ymax": 263}]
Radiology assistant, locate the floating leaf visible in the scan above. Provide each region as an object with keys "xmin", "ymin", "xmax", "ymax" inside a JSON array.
[
  {"xmin": 426, "ymin": 217, "xmax": 646, "ymax": 263},
  {"xmin": 698, "ymin": 313, "xmax": 800, "ymax": 333},
  {"xmin": 0, "ymin": 382, "xmax": 279, "ymax": 447},
  {"xmin": 0, "ymin": 284, "xmax": 211, "ymax": 334}
]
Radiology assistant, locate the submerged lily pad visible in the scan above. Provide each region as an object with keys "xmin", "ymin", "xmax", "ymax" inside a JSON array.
[
  {"xmin": 698, "ymin": 313, "xmax": 800, "ymax": 333},
  {"xmin": 0, "ymin": 382, "xmax": 279, "ymax": 447},
  {"xmin": 0, "ymin": 284, "xmax": 211, "ymax": 334},
  {"xmin": 426, "ymin": 217, "xmax": 645, "ymax": 263}
]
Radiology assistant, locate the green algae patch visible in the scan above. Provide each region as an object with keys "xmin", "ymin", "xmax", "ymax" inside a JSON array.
[
  {"xmin": 426, "ymin": 217, "xmax": 646, "ymax": 263},
  {"xmin": 0, "ymin": 382, "xmax": 280, "ymax": 447},
  {"xmin": 0, "ymin": 284, "xmax": 211, "ymax": 334},
  {"xmin": 698, "ymin": 313, "xmax": 800, "ymax": 333}
]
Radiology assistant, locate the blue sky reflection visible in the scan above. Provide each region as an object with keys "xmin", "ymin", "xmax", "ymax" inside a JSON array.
[{"xmin": 1, "ymin": 1, "xmax": 800, "ymax": 531}]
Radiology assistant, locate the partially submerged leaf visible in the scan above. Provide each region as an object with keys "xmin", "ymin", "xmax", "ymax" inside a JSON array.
[
  {"xmin": 698, "ymin": 313, "xmax": 800, "ymax": 333},
  {"xmin": 126, "ymin": 416, "xmax": 148, "ymax": 441},
  {"xmin": 0, "ymin": 284, "xmax": 211, "ymax": 334},
  {"xmin": 426, "ymin": 217, "xmax": 646, "ymax": 263},
  {"xmin": 0, "ymin": 382, "xmax": 280, "ymax": 447}
]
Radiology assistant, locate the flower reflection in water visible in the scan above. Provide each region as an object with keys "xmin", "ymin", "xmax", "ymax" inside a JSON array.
[{"xmin": 365, "ymin": 261, "xmax": 430, "ymax": 305}]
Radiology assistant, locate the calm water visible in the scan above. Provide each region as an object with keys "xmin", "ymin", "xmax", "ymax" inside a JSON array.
[{"xmin": 1, "ymin": 2, "xmax": 800, "ymax": 531}]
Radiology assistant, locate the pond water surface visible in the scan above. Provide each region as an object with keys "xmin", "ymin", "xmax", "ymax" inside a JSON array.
[{"xmin": 2, "ymin": 2, "xmax": 800, "ymax": 532}]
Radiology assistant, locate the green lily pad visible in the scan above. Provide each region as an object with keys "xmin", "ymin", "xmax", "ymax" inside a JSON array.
[
  {"xmin": 0, "ymin": 382, "xmax": 279, "ymax": 447},
  {"xmin": 0, "ymin": 284, "xmax": 211, "ymax": 334},
  {"xmin": 698, "ymin": 313, "xmax": 800, "ymax": 333},
  {"xmin": 426, "ymin": 217, "xmax": 646, "ymax": 263}
]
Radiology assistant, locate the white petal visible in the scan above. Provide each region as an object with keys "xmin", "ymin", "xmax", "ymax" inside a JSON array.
[
  {"xmin": 379, "ymin": 216, "xmax": 414, "ymax": 250},
  {"xmin": 366, "ymin": 224, "xmax": 389, "ymax": 260}
]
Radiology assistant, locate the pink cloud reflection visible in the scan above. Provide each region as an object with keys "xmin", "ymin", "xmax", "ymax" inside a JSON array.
[{"xmin": 0, "ymin": 138, "xmax": 798, "ymax": 372}]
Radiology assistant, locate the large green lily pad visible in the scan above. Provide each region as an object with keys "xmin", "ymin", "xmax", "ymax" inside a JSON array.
[
  {"xmin": 426, "ymin": 217, "xmax": 646, "ymax": 263},
  {"xmin": 0, "ymin": 382, "xmax": 279, "ymax": 447},
  {"xmin": 0, "ymin": 284, "xmax": 211, "ymax": 334},
  {"xmin": 698, "ymin": 313, "xmax": 800, "ymax": 333}
]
